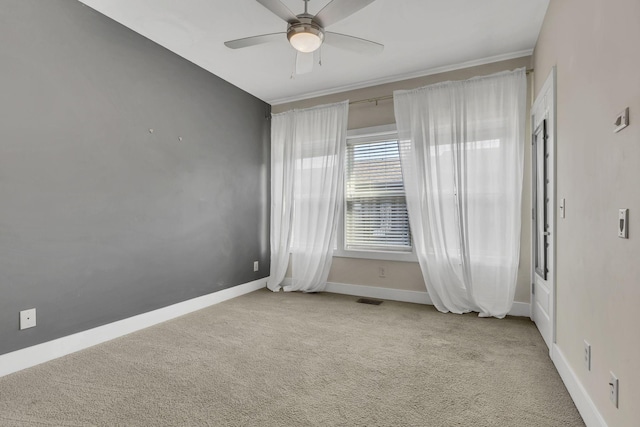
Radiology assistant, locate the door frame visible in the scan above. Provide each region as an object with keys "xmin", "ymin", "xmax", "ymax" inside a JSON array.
[{"xmin": 530, "ymin": 67, "xmax": 557, "ymax": 355}]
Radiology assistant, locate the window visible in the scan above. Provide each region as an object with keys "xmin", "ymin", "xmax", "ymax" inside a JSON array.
[
  {"xmin": 336, "ymin": 125, "xmax": 414, "ymax": 261},
  {"xmin": 427, "ymin": 137, "xmax": 506, "ymax": 265}
]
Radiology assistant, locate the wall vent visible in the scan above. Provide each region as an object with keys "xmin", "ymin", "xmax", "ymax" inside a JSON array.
[{"xmin": 356, "ymin": 298, "xmax": 383, "ymax": 305}]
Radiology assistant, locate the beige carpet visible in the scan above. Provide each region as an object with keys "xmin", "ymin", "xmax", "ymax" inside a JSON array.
[{"xmin": 0, "ymin": 289, "xmax": 583, "ymax": 426}]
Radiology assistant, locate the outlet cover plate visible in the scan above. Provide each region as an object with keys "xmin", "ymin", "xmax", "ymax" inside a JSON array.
[
  {"xmin": 20, "ymin": 308, "xmax": 36, "ymax": 330},
  {"xmin": 253, "ymin": 261, "xmax": 259, "ymax": 272}
]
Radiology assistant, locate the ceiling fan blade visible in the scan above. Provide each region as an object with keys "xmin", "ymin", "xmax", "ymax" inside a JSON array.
[
  {"xmin": 256, "ymin": 0, "xmax": 299, "ymax": 23},
  {"xmin": 224, "ymin": 33, "xmax": 285, "ymax": 49},
  {"xmin": 314, "ymin": 0, "xmax": 377, "ymax": 27},
  {"xmin": 324, "ymin": 32, "xmax": 383, "ymax": 54},
  {"xmin": 296, "ymin": 52, "xmax": 315, "ymax": 75}
]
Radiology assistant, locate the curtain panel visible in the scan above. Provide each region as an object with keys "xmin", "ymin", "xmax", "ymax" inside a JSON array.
[
  {"xmin": 393, "ymin": 69, "xmax": 526, "ymax": 318},
  {"xmin": 267, "ymin": 100, "xmax": 348, "ymax": 293}
]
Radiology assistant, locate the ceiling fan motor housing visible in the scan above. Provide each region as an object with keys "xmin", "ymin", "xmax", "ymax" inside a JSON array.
[{"xmin": 287, "ymin": 17, "xmax": 324, "ymax": 52}]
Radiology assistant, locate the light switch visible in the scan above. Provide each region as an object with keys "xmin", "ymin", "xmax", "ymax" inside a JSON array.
[
  {"xmin": 613, "ymin": 107, "xmax": 629, "ymax": 133},
  {"xmin": 618, "ymin": 209, "xmax": 629, "ymax": 238}
]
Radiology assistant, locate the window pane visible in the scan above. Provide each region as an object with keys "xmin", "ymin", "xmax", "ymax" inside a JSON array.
[
  {"xmin": 533, "ymin": 120, "xmax": 548, "ymax": 279},
  {"xmin": 345, "ymin": 139, "xmax": 411, "ymax": 252}
]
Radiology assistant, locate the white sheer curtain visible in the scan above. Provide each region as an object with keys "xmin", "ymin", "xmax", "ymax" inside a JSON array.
[
  {"xmin": 394, "ymin": 69, "xmax": 526, "ymax": 318},
  {"xmin": 268, "ymin": 101, "xmax": 348, "ymax": 293},
  {"xmin": 267, "ymin": 112, "xmax": 295, "ymax": 291}
]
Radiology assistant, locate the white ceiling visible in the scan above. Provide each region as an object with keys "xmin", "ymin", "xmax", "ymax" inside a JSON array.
[{"xmin": 79, "ymin": 0, "xmax": 549, "ymax": 105}]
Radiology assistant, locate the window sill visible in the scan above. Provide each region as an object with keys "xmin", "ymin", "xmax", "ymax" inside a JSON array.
[{"xmin": 333, "ymin": 248, "xmax": 418, "ymax": 263}]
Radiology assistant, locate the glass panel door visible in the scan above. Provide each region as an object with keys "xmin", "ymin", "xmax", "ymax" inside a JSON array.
[{"xmin": 533, "ymin": 119, "xmax": 549, "ymax": 280}]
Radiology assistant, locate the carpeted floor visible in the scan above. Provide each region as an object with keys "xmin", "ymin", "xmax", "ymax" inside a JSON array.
[{"xmin": 0, "ymin": 289, "xmax": 584, "ymax": 426}]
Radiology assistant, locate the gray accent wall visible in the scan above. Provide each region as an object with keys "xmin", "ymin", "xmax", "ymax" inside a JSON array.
[{"xmin": 0, "ymin": 0, "xmax": 270, "ymax": 355}]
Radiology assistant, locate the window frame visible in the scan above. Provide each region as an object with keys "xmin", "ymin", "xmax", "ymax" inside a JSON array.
[{"xmin": 334, "ymin": 124, "xmax": 417, "ymax": 263}]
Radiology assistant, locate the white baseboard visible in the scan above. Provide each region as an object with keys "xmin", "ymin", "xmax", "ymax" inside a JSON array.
[
  {"xmin": 324, "ymin": 281, "xmax": 530, "ymax": 317},
  {"xmin": 0, "ymin": 278, "xmax": 268, "ymax": 378},
  {"xmin": 551, "ymin": 345, "xmax": 607, "ymax": 427}
]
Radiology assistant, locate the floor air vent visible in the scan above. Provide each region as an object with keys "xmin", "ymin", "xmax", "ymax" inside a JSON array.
[{"xmin": 356, "ymin": 298, "xmax": 383, "ymax": 305}]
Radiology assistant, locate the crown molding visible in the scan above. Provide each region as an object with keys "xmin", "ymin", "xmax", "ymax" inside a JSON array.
[{"xmin": 268, "ymin": 49, "xmax": 533, "ymax": 105}]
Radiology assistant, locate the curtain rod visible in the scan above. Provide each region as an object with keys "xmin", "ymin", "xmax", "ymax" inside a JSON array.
[{"xmin": 349, "ymin": 68, "xmax": 534, "ymax": 106}]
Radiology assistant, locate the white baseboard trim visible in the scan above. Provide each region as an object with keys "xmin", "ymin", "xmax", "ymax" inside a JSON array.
[
  {"xmin": 324, "ymin": 281, "xmax": 530, "ymax": 317},
  {"xmin": 552, "ymin": 344, "xmax": 607, "ymax": 427},
  {"xmin": 0, "ymin": 278, "xmax": 268, "ymax": 378}
]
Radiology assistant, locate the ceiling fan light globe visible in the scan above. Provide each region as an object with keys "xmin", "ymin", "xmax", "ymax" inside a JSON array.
[
  {"xmin": 287, "ymin": 21, "xmax": 324, "ymax": 53},
  {"xmin": 290, "ymin": 32, "xmax": 322, "ymax": 52}
]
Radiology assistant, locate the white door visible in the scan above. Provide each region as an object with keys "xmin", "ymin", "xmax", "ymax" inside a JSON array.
[{"xmin": 531, "ymin": 69, "xmax": 556, "ymax": 352}]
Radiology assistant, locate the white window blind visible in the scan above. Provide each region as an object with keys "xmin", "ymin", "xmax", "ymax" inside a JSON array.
[{"xmin": 345, "ymin": 138, "xmax": 411, "ymax": 252}]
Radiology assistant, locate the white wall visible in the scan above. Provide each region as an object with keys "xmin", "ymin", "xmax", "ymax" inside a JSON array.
[
  {"xmin": 534, "ymin": 0, "xmax": 640, "ymax": 425},
  {"xmin": 273, "ymin": 56, "xmax": 533, "ymax": 305}
]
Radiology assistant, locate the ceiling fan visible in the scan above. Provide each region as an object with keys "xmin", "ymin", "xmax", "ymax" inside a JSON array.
[{"xmin": 224, "ymin": 0, "xmax": 383, "ymax": 75}]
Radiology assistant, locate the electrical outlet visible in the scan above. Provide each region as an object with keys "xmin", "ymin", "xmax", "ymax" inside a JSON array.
[
  {"xmin": 609, "ymin": 372, "xmax": 619, "ymax": 408},
  {"xmin": 583, "ymin": 340, "xmax": 591, "ymax": 371},
  {"xmin": 253, "ymin": 261, "xmax": 259, "ymax": 272},
  {"xmin": 20, "ymin": 308, "xmax": 36, "ymax": 330}
]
